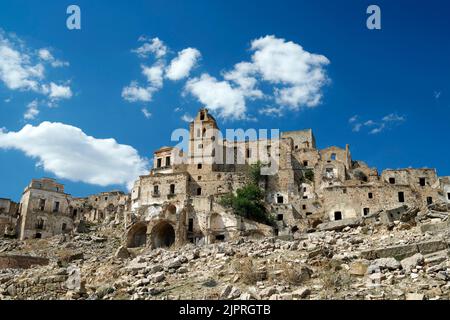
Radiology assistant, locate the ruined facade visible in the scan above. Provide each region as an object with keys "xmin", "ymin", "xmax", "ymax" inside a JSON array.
[
  {"xmin": 3, "ymin": 108, "xmax": 449, "ymax": 247},
  {"xmin": 0, "ymin": 198, "xmax": 18, "ymax": 237},
  {"xmin": 127, "ymin": 108, "xmax": 450, "ymax": 248}
]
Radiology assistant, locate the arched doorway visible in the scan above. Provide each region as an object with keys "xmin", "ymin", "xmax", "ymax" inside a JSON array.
[
  {"xmin": 126, "ymin": 222, "xmax": 148, "ymax": 248},
  {"xmin": 151, "ymin": 221, "xmax": 175, "ymax": 248}
]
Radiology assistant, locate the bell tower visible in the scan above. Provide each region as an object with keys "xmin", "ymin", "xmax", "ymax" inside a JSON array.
[{"xmin": 188, "ymin": 108, "xmax": 219, "ymax": 165}]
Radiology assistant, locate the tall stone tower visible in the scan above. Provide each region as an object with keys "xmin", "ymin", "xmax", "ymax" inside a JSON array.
[{"xmin": 188, "ymin": 108, "xmax": 219, "ymax": 166}]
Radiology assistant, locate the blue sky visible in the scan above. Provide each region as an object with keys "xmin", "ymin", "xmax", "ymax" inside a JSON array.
[{"xmin": 0, "ymin": 0, "xmax": 449, "ymax": 201}]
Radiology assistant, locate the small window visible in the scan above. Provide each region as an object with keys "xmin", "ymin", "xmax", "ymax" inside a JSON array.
[
  {"xmin": 303, "ymin": 161, "xmax": 308, "ymax": 167},
  {"xmin": 62, "ymin": 223, "xmax": 67, "ymax": 231},
  {"xmin": 363, "ymin": 208, "xmax": 370, "ymax": 216},
  {"xmin": 274, "ymin": 229, "xmax": 279, "ymax": 236},
  {"xmin": 303, "ymin": 196, "xmax": 308, "ymax": 200},
  {"xmin": 277, "ymin": 196, "xmax": 284, "ymax": 204},
  {"xmin": 73, "ymin": 209, "xmax": 78, "ymax": 218},
  {"xmin": 198, "ymin": 144, "xmax": 203, "ymax": 149},
  {"xmin": 389, "ymin": 177, "xmax": 396, "ymax": 184},
  {"xmin": 215, "ymin": 234, "xmax": 225, "ymax": 241},
  {"xmin": 197, "ymin": 129, "xmax": 201, "ymax": 137},
  {"xmin": 104, "ymin": 197, "xmax": 108, "ymax": 201},
  {"xmin": 343, "ymin": 188, "xmax": 347, "ymax": 194},
  {"xmin": 427, "ymin": 197, "xmax": 433, "ymax": 205},
  {"xmin": 246, "ymin": 148, "xmax": 251, "ymax": 158},
  {"xmin": 198, "ymin": 163, "xmax": 202, "ymax": 169},
  {"xmin": 306, "ymin": 212, "xmax": 313, "ymax": 216},
  {"xmin": 368, "ymin": 192, "xmax": 373, "ymax": 199},
  {"xmin": 188, "ymin": 218, "xmax": 194, "ymax": 232},
  {"xmin": 196, "ymin": 188, "xmax": 202, "ymax": 196},
  {"xmin": 303, "ymin": 187, "xmax": 307, "ymax": 192},
  {"xmin": 53, "ymin": 201, "xmax": 60, "ymax": 213},
  {"xmin": 198, "ymin": 176, "xmax": 202, "ymax": 181},
  {"xmin": 302, "ymin": 205, "xmax": 307, "ymax": 210},
  {"xmin": 157, "ymin": 158, "xmax": 162, "ymax": 168},
  {"xmin": 37, "ymin": 218, "xmax": 44, "ymax": 230},
  {"xmin": 153, "ymin": 185, "xmax": 159, "ymax": 194},
  {"xmin": 419, "ymin": 178, "xmax": 426, "ymax": 187},
  {"xmin": 295, "ymin": 145, "xmax": 299, "ymax": 150},
  {"xmin": 398, "ymin": 192, "xmax": 405, "ymax": 203},
  {"xmin": 170, "ymin": 184, "xmax": 175, "ymax": 195},
  {"xmin": 39, "ymin": 199, "xmax": 46, "ymax": 211},
  {"xmin": 334, "ymin": 211, "xmax": 342, "ymax": 221},
  {"xmin": 35, "ymin": 233, "xmax": 42, "ymax": 239},
  {"xmin": 166, "ymin": 157, "xmax": 171, "ymax": 167},
  {"xmin": 331, "ymin": 153, "xmax": 336, "ymax": 160},
  {"xmin": 277, "ymin": 214, "xmax": 284, "ymax": 221},
  {"xmin": 447, "ymin": 193, "xmax": 450, "ymax": 200},
  {"xmin": 200, "ymin": 112, "xmax": 205, "ymax": 121}
]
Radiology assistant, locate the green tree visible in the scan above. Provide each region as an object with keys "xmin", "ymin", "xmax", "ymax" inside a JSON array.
[{"xmin": 220, "ymin": 184, "xmax": 273, "ymax": 225}]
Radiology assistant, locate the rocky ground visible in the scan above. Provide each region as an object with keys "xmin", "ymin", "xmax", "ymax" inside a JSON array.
[{"xmin": 1, "ymin": 206, "xmax": 449, "ymax": 300}]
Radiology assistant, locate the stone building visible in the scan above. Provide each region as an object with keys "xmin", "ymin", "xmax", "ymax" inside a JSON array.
[
  {"xmin": 4, "ymin": 108, "xmax": 449, "ymax": 246},
  {"xmin": 127, "ymin": 108, "xmax": 450, "ymax": 247},
  {"xmin": 17, "ymin": 178, "xmax": 75, "ymax": 240},
  {"xmin": 0, "ymin": 198, "xmax": 18, "ymax": 237}
]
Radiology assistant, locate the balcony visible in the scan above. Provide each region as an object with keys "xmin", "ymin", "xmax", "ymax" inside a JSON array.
[{"xmin": 152, "ymin": 192, "xmax": 161, "ymax": 198}]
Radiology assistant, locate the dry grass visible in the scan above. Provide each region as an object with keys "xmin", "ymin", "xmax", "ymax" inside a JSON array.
[
  {"xmin": 233, "ymin": 257, "xmax": 261, "ymax": 285},
  {"xmin": 279, "ymin": 261, "xmax": 312, "ymax": 285}
]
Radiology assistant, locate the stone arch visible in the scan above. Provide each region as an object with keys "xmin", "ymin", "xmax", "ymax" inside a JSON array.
[
  {"xmin": 126, "ymin": 222, "xmax": 148, "ymax": 248},
  {"xmin": 150, "ymin": 220, "xmax": 176, "ymax": 249},
  {"xmin": 165, "ymin": 204, "xmax": 177, "ymax": 215}
]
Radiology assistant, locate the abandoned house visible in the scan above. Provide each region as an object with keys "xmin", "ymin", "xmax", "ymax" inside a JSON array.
[{"xmin": 2, "ymin": 108, "xmax": 449, "ymax": 247}]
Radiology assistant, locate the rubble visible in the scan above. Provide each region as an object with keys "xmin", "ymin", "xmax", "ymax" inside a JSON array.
[{"xmin": 0, "ymin": 208, "xmax": 449, "ymax": 301}]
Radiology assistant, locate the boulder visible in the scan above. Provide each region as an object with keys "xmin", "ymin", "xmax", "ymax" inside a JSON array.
[
  {"xmin": 114, "ymin": 246, "xmax": 130, "ymax": 260},
  {"xmin": 292, "ymin": 287, "xmax": 311, "ymax": 299},
  {"xmin": 349, "ymin": 260, "xmax": 369, "ymax": 276},
  {"xmin": 368, "ymin": 258, "xmax": 401, "ymax": 274},
  {"xmin": 401, "ymin": 253, "xmax": 424, "ymax": 273}
]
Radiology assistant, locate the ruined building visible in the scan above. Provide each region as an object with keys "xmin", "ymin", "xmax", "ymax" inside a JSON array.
[{"xmin": 2, "ymin": 108, "xmax": 450, "ymax": 247}]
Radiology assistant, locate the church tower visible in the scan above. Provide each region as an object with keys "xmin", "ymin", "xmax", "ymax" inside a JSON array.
[{"xmin": 188, "ymin": 108, "xmax": 219, "ymax": 166}]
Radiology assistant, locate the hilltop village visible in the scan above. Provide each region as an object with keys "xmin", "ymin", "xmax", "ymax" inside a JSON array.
[
  {"xmin": 1, "ymin": 108, "xmax": 450, "ymax": 247},
  {"xmin": 1, "ymin": 108, "xmax": 450, "ymax": 300}
]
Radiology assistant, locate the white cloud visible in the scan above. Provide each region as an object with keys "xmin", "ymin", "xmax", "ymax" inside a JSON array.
[
  {"xmin": 352, "ymin": 123, "xmax": 362, "ymax": 132},
  {"xmin": 0, "ymin": 34, "xmax": 43, "ymax": 91},
  {"xmin": 434, "ymin": 91, "xmax": 441, "ymax": 99},
  {"xmin": 223, "ymin": 62, "xmax": 262, "ymax": 99},
  {"xmin": 382, "ymin": 113, "xmax": 405, "ymax": 122},
  {"xmin": 0, "ymin": 122, "xmax": 149, "ymax": 189},
  {"xmin": 185, "ymin": 73, "xmax": 246, "ymax": 119},
  {"xmin": 42, "ymin": 82, "xmax": 73, "ymax": 100},
  {"xmin": 141, "ymin": 107, "xmax": 152, "ymax": 119},
  {"xmin": 141, "ymin": 62, "xmax": 164, "ymax": 88},
  {"xmin": 166, "ymin": 48, "xmax": 201, "ymax": 81},
  {"xmin": 250, "ymin": 35, "xmax": 330, "ymax": 109},
  {"xmin": 122, "ymin": 81, "xmax": 154, "ymax": 102},
  {"xmin": 185, "ymin": 35, "xmax": 329, "ymax": 119},
  {"xmin": 132, "ymin": 37, "xmax": 167, "ymax": 59},
  {"xmin": 351, "ymin": 113, "xmax": 405, "ymax": 134},
  {"xmin": 348, "ymin": 115, "xmax": 358, "ymax": 123},
  {"xmin": 24, "ymin": 100, "xmax": 39, "ymax": 120},
  {"xmin": 174, "ymin": 107, "xmax": 182, "ymax": 112},
  {"xmin": 258, "ymin": 106, "xmax": 283, "ymax": 117},
  {"xmin": 38, "ymin": 48, "xmax": 69, "ymax": 68},
  {"xmin": 0, "ymin": 30, "xmax": 72, "ymax": 105},
  {"xmin": 181, "ymin": 113, "xmax": 194, "ymax": 122}
]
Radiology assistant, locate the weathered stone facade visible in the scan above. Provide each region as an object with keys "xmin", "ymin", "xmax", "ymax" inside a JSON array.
[{"xmin": 3, "ymin": 108, "xmax": 449, "ymax": 248}]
